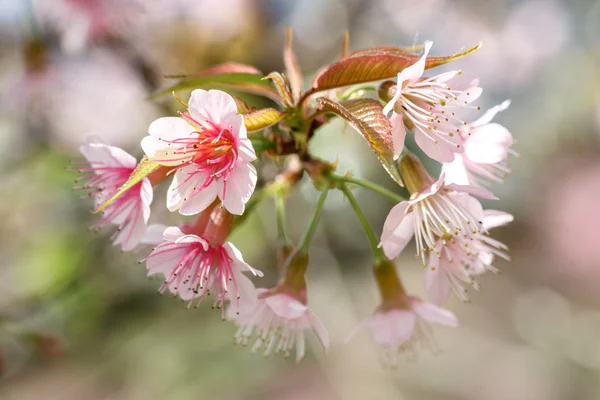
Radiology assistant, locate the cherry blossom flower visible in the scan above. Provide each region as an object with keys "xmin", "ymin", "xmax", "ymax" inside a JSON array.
[
  {"xmin": 348, "ymin": 296, "xmax": 457, "ymax": 364},
  {"xmin": 380, "ymin": 154, "xmax": 496, "ymax": 264},
  {"xmin": 442, "ymin": 100, "xmax": 517, "ymax": 187},
  {"xmin": 227, "ymin": 274, "xmax": 329, "ymax": 362},
  {"xmin": 141, "ymin": 89, "xmax": 257, "ymax": 216},
  {"xmin": 383, "ymin": 41, "xmax": 482, "ymax": 162},
  {"xmin": 76, "ymin": 135, "xmax": 152, "ymax": 251},
  {"xmin": 424, "ymin": 209, "xmax": 514, "ymax": 304},
  {"xmin": 145, "ymin": 226, "xmax": 262, "ymax": 309}
]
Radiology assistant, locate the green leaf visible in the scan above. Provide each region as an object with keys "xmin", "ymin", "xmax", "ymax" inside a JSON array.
[
  {"xmin": 305, "ymin": 42, "xmax": 482, "ymax": 97},
  {"xmin": 284, "ymin": 28, "xmax": 303, "ymax": 102},
  {"xmin": 317, "ymin": 98, "xmax": 403, "ymax": 186},
  {"xmin": 152, "ymin": 72, "xmax": 281, "ymax": 103},
  {"xmin": 244, "ymin": 108, "xmax": 285, "ymax": 132},
  {"xmin": 95, "ymin": 156, "xmax": 160, "ymax": 213}
]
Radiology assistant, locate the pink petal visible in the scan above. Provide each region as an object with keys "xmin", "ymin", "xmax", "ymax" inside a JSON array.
[
  {"xmin": 446, "ymin": 183, "xmax": 497, "ymax": 200},
  {"xmin": 482, "ymin": 209, "xmax": 514, "ymax": 230},
  {"xmin": 188, "ymin": 89, "xmax": 238, "ymax": 126},
  {"xmin": 411, "ymin": 299, "xmax": 458, "ymax": 327},
  {"xmin": 465, "ymin": 123, "xmax": 513, "ymax": 164},
  {"xmin": 415, "ymin": 129, "xmax": 460, "ymax": 163},
  {"xmin": 380, "ymin": 202, "xmax": 414, "ymax": 259},
  {"xmin": 390, "ymin": 112, "xmax": 407, "ymax": 160},
  {"xmin": 424, "ymin": 256, "xmax": 452, "ymax": 305},
  {"xmin": 227, "ymin": 271, "xmax": 259, "ymax": 312},
  {"xmin": 306, "ymin": 310, "xmax": 330, "ymax": 350},
  {"xmin": 372, "ymin": 310, "xmax": 415, "ymax": 346},
  {"xmin": 450, "ymin": 192, "xmax": 484, "ymax": 221},
  {"xmin": 220, "ymin": 161, "xmax": 257, "ymax": 215},
  {"xmin": 470, "ymin": 100, "xmax": 511, "ymax": 127},
  {"xmin": 456, "ymin": 86, "xmax": 482, "ymax": 105},
  {"xmin": 265, "ymin": 294, "xmax": 308, "ymax": 319}
]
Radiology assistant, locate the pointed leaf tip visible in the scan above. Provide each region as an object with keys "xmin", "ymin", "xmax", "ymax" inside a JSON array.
[{"xmin": 94, "ymin": 157, "xmax": 160, "ymax": 214}]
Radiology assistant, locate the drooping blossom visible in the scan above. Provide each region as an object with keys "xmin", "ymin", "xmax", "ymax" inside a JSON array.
[
  {"xmin": 383, "ymin": 41, "xmax": 482, "ymax": 162},
  {"xmin": 227, "ymin": 274, "xmax": 329, "ymax": 362},
  {"xmin": 76, "ymin": 135, "xmax": 152, "ymax": 251},
  {"xmin": 424, "ymin": 209, "xmax": 513, "ymax": 304},
  {"xmin": 348, "ymin": 261, "xmax": 457, "ymax": 364},
  {"xmin": 141, "ymin": 89, "xmax": 257, "ymax": 216},
  {"xmin": 380, "ymin": 153, "xmax": 496, "ymax": 264},
  {"xmin": 145, "ymin": 226, "xmax": 262, "ymax": 310},
  {"xmin": 442, "ymin": 101, "xmax": 517, "ymax": 187},
  {"xmin": 349, "ymin": 297, "xmax": 457, "ymax": 364}
]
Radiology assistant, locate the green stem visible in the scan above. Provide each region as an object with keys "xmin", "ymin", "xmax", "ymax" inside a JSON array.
[
  {"xmin": 328, "ymin": 174, "xmax": 405, "ymax": 203},
  {"xmin": 249, "ymin": 137, "xmax": 275, "ymax": 153},
  {"xmin": 275, "ymin": 193, "xmax": 288, "ymax": 244},
  {"xmin": 231, "ymin": 188, "xmax": 269, "ymax": 231},
  {"xmin": 298, "ymin": 185, "xmax": 330, "ymax": 253},
  {"xmin": 340, "ymin": 184, "xmax": 386, "ymax": 263},
  {"xmin": 339, "ymin": 85, "xmax": 377, "ymax": 101}
]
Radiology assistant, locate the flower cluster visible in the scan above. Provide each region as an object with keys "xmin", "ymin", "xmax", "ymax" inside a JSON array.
[{"xmin": 73, "ymin": 36, "xmax": 514, "ymax": 364}]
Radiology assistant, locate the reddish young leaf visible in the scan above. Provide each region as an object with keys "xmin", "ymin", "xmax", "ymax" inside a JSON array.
[
  {"xmin": 317, "ymin": 97, "xmax": 403, "ymax": 186},
  {"xmin": 152, "ymin": 73, "xmax": 280, "ymax": 102},
  {"xmin": 305, "ymin": 42, "xmax": 482, "ymax": 99},
  {"xmin": 263, "ymin": 72, "xmax": 295, "ymax": 108},
  {"xmin": 164, "ymin": 62, "xmax": 262, "ymax": 79},
  {"xmin": 243, "ymin": 108, "xmax": 285, "ymax": 132},
  {"xmin": 284, "ymin": 28, "xmax": 303, "ymax": 102}
]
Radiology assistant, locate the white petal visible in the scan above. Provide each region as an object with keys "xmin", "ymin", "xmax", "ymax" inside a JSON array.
[
  {"xmin": 220, "ymin": 161, "xmax": 257, "ymax": 215},
  {"xmin": 80, "ymin": 139, "xmax": 137, "ymax": 169},
  {"xmin": 238, "ymin": 137, "xmax": 257, "ymax": 162},
  {"xmin": 306, "ymin": 310, "xmax": 330, "ymax": 350},
  {"xmin": 482, "ymin": 210, "xmax": 514, "ymax": 230},
  {"xmin": 143, "ymin": 117, "xmax": 196, "ymax": 166},
  {"xmin": 380, "ymin": 203, "xmax": 414, "ymax": 259},
  {"xmin": 188, "ymin": 89, "xmax": 238, "ymax": 126},
  {"xmin": 141, "ymin": 224, "xmax": 168, "ymax": 245},
  {"xmin": 465, "ymin": 123, "xmax": 513, "ymax": 164},
  {"xmin": 390, "ymin": 112, "xmax": 407, "ymax": 160},
  {"xmin": 398, "ymin": 41, "xmax": 432, "ymax": 83},
  {"xmin": 223, "ymin": 242, "xmax": 263, "ymax": 277},
  {"xmin": 179, "ymin": 180, "xmax": 220, "ymax": 215},
  {"xmin": 163, "ymin": 226, "xmax": 185, "ymax": 241},
  {"xmin": 411, "ymin": 299, "xmax": 458, "ymax": 327},
  {"xmin": 442, "ymin": 155, "xmax": 471, "ymax": 185},
  {"xmin": 470, "ymin": 100, "xmax": 510, "ymax": 127}
]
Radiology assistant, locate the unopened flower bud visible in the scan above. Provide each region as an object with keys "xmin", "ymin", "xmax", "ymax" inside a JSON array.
[{"xmin": 398, "ymin": 152, "xmax": 435, "ymax": 194}]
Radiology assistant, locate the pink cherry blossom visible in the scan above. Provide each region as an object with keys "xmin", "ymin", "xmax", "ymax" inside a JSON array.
[
  {"xmin": 380, "ymin": 174, "xmax": 496, "ymax": 264},
  {"xmin": 348, "ymin": 296, "xmax": 457, "ymax": 363},
  {"xmin": 424, "ymin": 209, "xmax": 513, "ymax": 304},
  {"xmin": 227, "ymin": 274, "xmax": 329, "ymax": 362},
  {"xmin": 76, "ymin": 135, "xmax": 152, "ymax": 251},
  {"xmin": 141, "ymin": 89, "xmax": 257, "ymax": 216},
  {"xmin": 383, "ymin": 41, "xmax": 482, "ymax": 163},
  {"xmin": 145, "ymin": 226, "xmax": 262, "ymax": 310},
  {"xmin": 442, "ymin": 101, "xmax": 517, "ymax": 187}
]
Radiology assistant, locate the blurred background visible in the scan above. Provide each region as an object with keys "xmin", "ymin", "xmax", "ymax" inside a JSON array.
[{"xmin": 1, "ymin": 0, "xmax": 600, "ymax": 399}]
